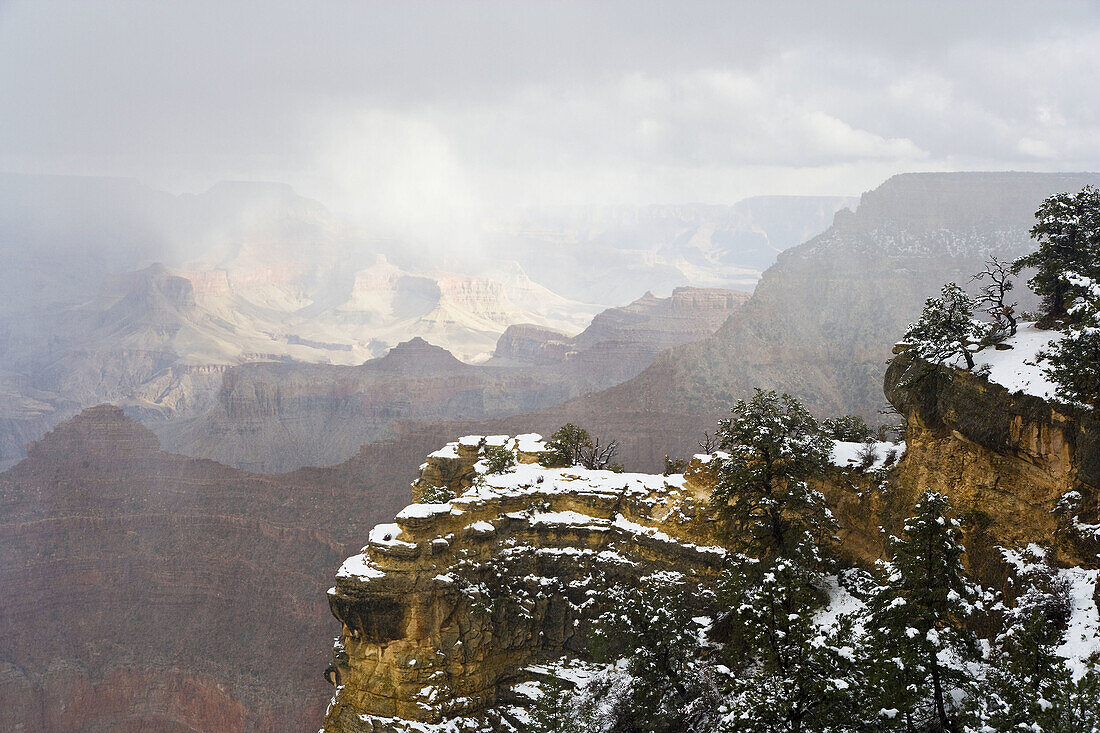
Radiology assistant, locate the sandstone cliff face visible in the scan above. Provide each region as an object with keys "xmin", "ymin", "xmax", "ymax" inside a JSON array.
[
  {"xmin": 0, "ymin": 405, "xmax": 410, "ymax": 732},
  {"xmin": 884, "ymin": 349, "xmax": 1099, "ymax": 572},
  {"xmin": 320, "ymin": 353, "xmax": 1100, "ymax": 731},
  {"xmin": 322, "ymin": 436, "xmax": 728, "ymax": 731}
]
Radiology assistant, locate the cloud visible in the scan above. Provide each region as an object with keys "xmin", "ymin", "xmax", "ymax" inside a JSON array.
[{"xmin": 0, "ymin": 0, "xmax": 1098, "ymax": 231}]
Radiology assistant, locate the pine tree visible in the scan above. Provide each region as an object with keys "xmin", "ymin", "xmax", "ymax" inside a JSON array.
[
  {"xmin": 966, "ymin": 552, "xmax": 1076, "ymax": 731},
  {"xmin": 1043, "ymin": 327, "xmax": 1100, "ymax": 411},
  {"xmin": 901, "ymin": 282, "xmax": 982, "ymax": 370},
  {"xmin": 716, "ymin": 542, "xmax": 860, "ymax": 733},
  {"xmin": 1040, "ymin": 271, "xmax": 1100, "ymax": 411},
  {"xmin": 862, "ymin": 492, "xmax": 980, "ymax": 732},
  {"xmin": 709, "ymin": 391, "xmax": 857, "ymax": 731},
  {"xmin": 1013, "ymin": 184, "xmax": 1100, "ymax": 326},
  {"xmin": 711, "ymin": 389, "xmax": 836, "ymax": 559},
  {"xmin": 588, "ymin": 571, "xmax": 719, "ymax": 733}
]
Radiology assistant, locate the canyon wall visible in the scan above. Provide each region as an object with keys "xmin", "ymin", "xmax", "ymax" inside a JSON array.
[
  {"xmin": 0, "ymin": 405, "xmax": 408, "ymax": 731},
  {"xmin": 319, "ymin": 348, "xmax": 1100, "ymax": 731}
]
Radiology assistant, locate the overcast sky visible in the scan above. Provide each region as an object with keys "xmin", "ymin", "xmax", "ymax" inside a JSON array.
[{"xmin": 2, "ymin": 0, "xmax": 1099, "ymax": 231}]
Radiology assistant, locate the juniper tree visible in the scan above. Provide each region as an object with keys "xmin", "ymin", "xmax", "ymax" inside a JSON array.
[
  {"xmin": 1012, "ymin": 184, "xmax": 1100, "ymax": 326},
  {"xmin": 540, "ymin": 423, "xmax": 593, "ymax": 467},
  {"xmin": 862, "ymin": 492, "xmax": 980, "ymax": 732},
  {"xmin": 711, "ymin": 389, "xmax": 835, "ymax": 558},
  {"xmin": 970, "ymin": 255, "xmax": 1018, "ymax": 340},
  {"xmin": 901, "ymin": 282, "xmax": 982, "ymax": 370},
  {"xmin": 480, "ymin": 443, "xmax": 517, "ymax": 474},
  {"xmin": 540, "ymin": 424, "xmax": 621, "ymax": 470},
  {"xmin": 821, "ymin": 414, "xmax": 875, "ymax": 442}
]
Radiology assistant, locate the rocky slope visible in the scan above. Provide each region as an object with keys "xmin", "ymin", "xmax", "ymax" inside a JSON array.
[
  {"xmin": 318, "ymin": 333, "xmax": 1099, "ymax": 731},
  {"xmin": 480, "ymin": 197, "xmax": 856, "ymax": 305},
  {"xmin": 491, "ymin": 287, "xmax": 748, "ymax": 384},
  {"xmin": 527, "ymin": 172, "xmax": 1100, "ymax": 447},
  {"xmin": 0, "ymin": 405, "xmax": 411, "ymax": 732},
  {"xmin": 0, "ymin": 174, "xmax": 846, "ymax": 470},
  {"xmin": 157, "ymin": 288, "xmax": 746, "ymax": 473},
  {"xmin": 0, "ymin": 175, "xmax": 604, "ymax": 467}
]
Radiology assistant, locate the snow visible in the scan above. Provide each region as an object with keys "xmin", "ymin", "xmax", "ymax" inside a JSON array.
[
  {"xmin": 368, "ymin": 523, "xmax": 404, "ymax": 543},
  {"xmin": 830, "ymin": 440, "xmax": 906, "ymax": 471},
  {"xmin": 336, "ymin": 553, "xmax": 385, "ymax": 580},
  {"xmin": 975, "ymin": 323, "xmax": 1063, "ymax": 401},
  {"xmin": 813, "ymin": 575, "xmax": 865, "ymax": 630},
  {"xmin": 396, "ymin": 503, "xmax": 454, "ymax": 520},
  {"xmin": 1056, "ymin": 566, "xmax": 1100, "ymax": 679},
  {"xmin": 458, "ymin": 435, "xmax": 483, "ymax": 447},
  {"xmin": 514, "ymin": 433, "xmax": 546, "ymax": 454},
  {"xmin": 530, "ymin": 510, "xmax": 606, "ymax": 527},
  {"xmin": 428, "ymin": 443, "xmax": 460, "ymax": 459},
  {"xmin": 465, "ymin": 520, "xmax": 495, "ymax": 533}
]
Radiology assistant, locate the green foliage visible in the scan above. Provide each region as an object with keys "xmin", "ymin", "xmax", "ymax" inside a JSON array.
[
  {"xmin": 966, "ymin": 551, "xmax": 1078, "ymax": 731},
  {"xmin": 539, "ymin": 423, "xmax": 593, "ymax": 467},
  {"xmin": 712, "ymin": 389, "xmax": 835, "ymax": 559},
  {"xmin": 821, "ymin": 414, "xmax": 874, "ymax": 442},
  {"xmin": 1038, "ymin": 269, "xmax": 1100, "ymax": 411},
  {"xmin": 418, "ymin": 484, "xmax": 455, "ymax": 503},
  {"xmin": 902, "ymin": 282, "xmax": 982, "ymax": 369},
  {"xmin": 525, "ymin": 678, "xmax": 584, "ymax": 733},
  {"xmin": 861, "ymin": 491, "xmax": 980, "ymax": 731},
  {"xmin": 589, "ymin": 571, "xmax": 718, "ymax": 733},
  {"xmin": 1013, "ymin": 184, "xmax": 1100, "ymax": 325},
  {"xmin": 1043, "ymin": 327, "xmax": 1100, "ymax": 410},
  {"xmin": 481, "ymin": 444, "xmax": 517, "ymax": 474},
  {"xmin": 716, "ymin": 546, "xmax": 860, "ymax": 732}
]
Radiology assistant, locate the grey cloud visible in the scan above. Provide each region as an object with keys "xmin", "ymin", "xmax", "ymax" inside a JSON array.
[{"xmin": 1, "ymin": 0, "xmax": 1098, "ymax": 229}]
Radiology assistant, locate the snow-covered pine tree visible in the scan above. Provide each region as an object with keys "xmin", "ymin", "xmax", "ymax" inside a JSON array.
[
  {"xmin": 966, "ymin": 551, "xmax": 1080, "ymax": 731},
  {"xmin": 901, "ymin": 282, "xmax": 983, "ymax": 370},
  {"xmin": 715, "ymin": 538, "xmax": 861, "ymax": 733},
  {"xmin": 1041, "ymin": 271, "xmax": 1100, "ymax": 411},
  {"xmin": 709, "ymin": 391, "xmax": 858, "ymax": 731},
  {"xmin": 587, "ymin": 571, "xmax": 719, "ymax": 733},
  {"xmin": 711, "ymin": 389, "xmax": 835, "ymax": 558},
  {"xmin": 1013, "ymin": 184, "xmax": 1100, "ymax": 327},
  {"xmin": 862, "ymin": 491, "xmax": 980, "ymax": 732}
]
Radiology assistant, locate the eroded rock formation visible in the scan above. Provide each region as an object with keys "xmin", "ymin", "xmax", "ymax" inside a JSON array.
[
  {"xmin": 320, "ymin": 344, "xmax": 1100, "ymax": 731},
  {"xmin": 0, "ymin": 405, "xmax": 409, "ymax": 731}
]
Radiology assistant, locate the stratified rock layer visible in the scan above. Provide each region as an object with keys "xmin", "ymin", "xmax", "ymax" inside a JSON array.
[
  {"xmin": 320, "ymin": 348, "xmax": 1100, "ymax": 731},
  {"xmin": 322, "ymin": 436, "xmax": 728, "ymax": 731},
  {"xmin": 0, "ymin": 405, "xmax": 407, "ymax": 731},
  {"xmin": 885, "ymin": 348, "xmax": 1100, "ymax": 572}
]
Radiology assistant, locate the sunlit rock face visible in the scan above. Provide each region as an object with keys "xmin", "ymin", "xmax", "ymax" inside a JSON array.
[
  {"xmin": 156, "ymin": 288, "xmax": 746, "ymax": 474},
  {"xmin": 884, "ymin": 347, "xmax": 1100, "ymax": 573},
  {"xmin": 321, "ymin": 435, "xmax": 729, "ymax": 732},
  {"xmin": 319, "ymin": 351, "xmax": 1099, "ymax": 730}
]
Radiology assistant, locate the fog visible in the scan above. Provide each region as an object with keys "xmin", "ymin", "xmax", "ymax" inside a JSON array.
[{"xmin": 2, "ymin": 0, "xmax": 1099, "ymax": 241}]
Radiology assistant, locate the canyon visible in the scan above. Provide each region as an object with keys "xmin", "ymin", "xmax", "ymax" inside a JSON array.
[
  {"xmin": 318, "ymin": 327, "xmax": 1100, "ymax": 732},
  {"xmin": 0, "ymin": 174, "xmax": 841, "ymax": 470}
]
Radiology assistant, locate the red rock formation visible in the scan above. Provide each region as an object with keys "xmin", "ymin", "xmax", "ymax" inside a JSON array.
[{"xmin": 0, "ymin": 405, "xmax": 405, "ymax": 731}]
